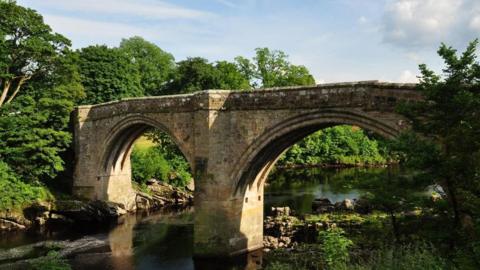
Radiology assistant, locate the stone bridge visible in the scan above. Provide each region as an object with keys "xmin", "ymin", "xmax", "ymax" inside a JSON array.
[{"xmin": 72, "ymin": 81, "xmax": 421, "ymax": 257}]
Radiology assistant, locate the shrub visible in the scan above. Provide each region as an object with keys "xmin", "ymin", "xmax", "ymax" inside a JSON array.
[
  {"xmin": 353, "ymin": 243, "xmax": 448, "ymax": 270},
  {"xmin": 0, "ymin": 161, "xmax": 52, "ymax": 211},
  {"xmin": 318, "ymin": 227, "xmax": 353, "ymax": 268},
  {"xmin": 131, "ymin": 146, "xmax": 192, "ymax": 187}
]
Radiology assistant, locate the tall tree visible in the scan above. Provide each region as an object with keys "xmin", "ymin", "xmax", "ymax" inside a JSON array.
[
  {"xmin": 397, "ymin": 40, "xmax": 480, "ymax": 234},
  {"xmin": 235, "ymin": 47, "xmax": 315, "ymax": 88},
  {"xmin": 0, "ymin": 0, "xmax": 71, "ymax": 107},
  {"xmin": 77, "ymin": 45, "xmax": 143, "ymax": 104},
  {"xmin": 119, "ymin": 36, "xmax": 175, "ymax": 96}
]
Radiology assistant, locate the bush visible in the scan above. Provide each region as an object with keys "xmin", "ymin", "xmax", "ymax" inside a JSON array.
[
  {"xmin": 131, "ymin": 146, "xmax": 192, "ymax": 187},
  {"xmin": 0, "ymin": 161, "xmax": 52, "ymax": 211},
  {"xmin": 353, "ymin": 243, "xmax": 449, "ymax": 270},
  {"xmin": 318, "ymin": 227, "xmax": 353, "ymax": 268}
]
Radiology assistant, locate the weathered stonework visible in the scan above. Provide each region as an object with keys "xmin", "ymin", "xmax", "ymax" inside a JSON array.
[{"xmin": 72, "ymin": 81, "xmax": 421, "ymax": 257}]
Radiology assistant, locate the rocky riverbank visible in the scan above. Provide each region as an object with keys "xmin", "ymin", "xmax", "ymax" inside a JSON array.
[
  {"xmin": 0, "ymin": 179, "xmax": 193, "ymax": 233},
  {"xmin": 263, "ymin": 198, "xmax": 376, "ymax": 251}
]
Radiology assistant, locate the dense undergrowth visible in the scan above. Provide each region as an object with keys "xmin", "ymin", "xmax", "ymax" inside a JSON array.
[
  {"xmin": 277, "ymin": 126, "xmax": 391, "ymax": 167},
  {"xmin": 0, "ymin": 161, "xmax": 53, "ymax": 212}
]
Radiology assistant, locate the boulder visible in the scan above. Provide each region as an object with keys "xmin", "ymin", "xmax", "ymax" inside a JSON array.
[
  {"xmin": 312, "ymin": 198, "xmax": 334, "ymax": 213},
  {"xmin": 271, "ymin": 206, "xmax": 291, "ymax": 217},
  {"xmin": 146, "ymin": 178, "xmax": 158, "ymax": 185},
  {"xmin": 0, "ymin": 218, "xmax": 26, "ymax": 231},
  {"xmin": 186, "ymin": 180, "xmax": 195, "ymax": 192},
  {"xmin": 136, "ymin": 192, "xmax": 152, "ymax": 210},
  {"xmin": 53, "ymin": 200, "xmax": 126, "ymax": 223},
  {"xmin": 334, "ymin": 199, "xmax": 355, "ymax": 211},
  {"xmin": 353, "ymin": 198, "xmax": 373, "ymax": 214}
]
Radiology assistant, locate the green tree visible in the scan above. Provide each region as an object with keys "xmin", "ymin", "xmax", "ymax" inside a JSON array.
[
  {"xmin": 235, "ymin": 47, "xmax": 315, "ymax": 88},
  {"xmin": 0, "ymin": 1, "xmax": 83, "ymax": 184},
  {"xmin": 77, "ymin": 45, "xmax": 142, "ymax": 104},
  {"xmin": 119, "ymin": 36, "xmax": 175, "ymax": 96},
  {"xmin": 278, "ymin": 126, "xmax": 388, "ymax": 166},
  {"xmin": 165, "ymin": 57, "xmax": 249, "ymax": 94},
  {"xmin": 0, "ymin": 89, "xmax": 75, "ymax": 182},
  {"xmin": 0, "ymin": 0, "xmax": 71, "ymax": 106},
  {"xmin": 215, "ymin": 60, "xmax": 251, "ymax": 90},
  {"xmin": 397, "ymin": 40, "xmax": 480, "ymax": 233}
]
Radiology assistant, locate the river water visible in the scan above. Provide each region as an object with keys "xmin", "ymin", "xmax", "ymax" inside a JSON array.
[{"xmin": 0, "ymin": 167, "xmax": 385, "ymax": 270}]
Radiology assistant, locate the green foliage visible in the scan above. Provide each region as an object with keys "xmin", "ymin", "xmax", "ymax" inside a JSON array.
[
  {"xmin": 131, "ymin": 145, "xmax": 192, "ymax": 187},
  {"xmin": 165, "ymin": 57, "xmax": 250, "ymax": 93},
  {"xmin": 318, "ymin": 227, "xmax": 353, "ymax": 268},
  {"xmin": 396, "ymin": 39, "xmax": 480, "ymax": 231},
  {"xmin": 0, "ymin": 1, "xmax": 82, "ymax": 186},
  {"xmin": 353, "ymin": 243, "xmax": 448, "ymax": 270},
  {"xmin": 0, "ymin": 89, "xmax": 75, "ymax": 183},
  {"xmin": 235, "ymin": 47, "xmax": 315, "ymax": 88},
  {"xmin": 30, "ymin": 251, "xmax": 71, "ymax": 270},
  {"xmin": 0, "ymin": 0, "xmax": 72, "ymax": 106},
  {"xmin": 278, "ymin": 126, "xmax": 388, "ymax": 166},
  {"xmin": 77, "ymin": 45, "xmax": 143, "ymax": 104},
  {"xmin": 119, "ymin": 36, "xmax": 175, "ymax": 96},
  {"xmin": 0, "ymin": 160, "xmax": 52, "ymax": 211}
]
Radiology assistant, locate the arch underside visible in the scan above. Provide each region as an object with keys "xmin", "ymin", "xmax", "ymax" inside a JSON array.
[
  {"xmin": 232, "ymin": 109, "xmax": 402, "ymax": 197},
  {"xmin": 95, "ymin": 115, "xmax": 193, "ymax": 209},
  {"xmin": 100, "ymin": 115, "xmax": 193, "ymax": 177}
]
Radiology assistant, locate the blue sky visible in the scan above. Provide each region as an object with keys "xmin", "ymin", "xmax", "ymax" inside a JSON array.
[{"xmin": 17, "ymin": 0, "xmax": 480, "ymax": 83}]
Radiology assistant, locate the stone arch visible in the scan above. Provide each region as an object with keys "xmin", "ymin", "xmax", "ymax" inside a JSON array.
[
  {"xmin": 232, "ymin": 108, "xmax": 401, "ymax": 197},
  {"xmin": 96, "ymin": 115, "xmax": 194, "ymax": 209}
]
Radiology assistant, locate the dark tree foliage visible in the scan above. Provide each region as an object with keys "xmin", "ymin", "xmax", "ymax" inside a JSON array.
[
  {"xmin": 77, "ymin": 45, "xmax": 143, "ymax": 104},
  {"xmin": 165, "ymin": 57, "xmax": 249, "ymax": 94},
  {"xmin": 397, "ymin": 40, "xmax": 480, "ymax": 234}
]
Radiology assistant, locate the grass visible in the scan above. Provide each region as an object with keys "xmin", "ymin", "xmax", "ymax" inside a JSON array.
[{"xmin": 134, "ymin": 136, "xmax": 156, "ymax": 150}]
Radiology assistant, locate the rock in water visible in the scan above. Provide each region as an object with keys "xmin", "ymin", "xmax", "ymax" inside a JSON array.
[
  {"xmin": 0, "ymin": 219, "xmax": 26, "ymax": 231},
  {"xmin": 312, "ymin": 198, "xmax": 334, "ymax": 213},
  {"xmin": 271, "ymin": 206, "xmax": 291, "ymax": 217}
]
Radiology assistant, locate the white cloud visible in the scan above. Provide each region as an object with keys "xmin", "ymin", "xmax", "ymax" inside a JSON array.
[
  {"xmin": 43, "ymin": 15, "xmax": 156, "ymax": 47},
  {"xmin": 31, "ymin": 0, "xmax": 212, "ymax": 20},
  {"xmin": 470, "ymin": 16, "xmax": 480, "ymax": 31},
  {"xmin": 397, "ymin": 70, "xmax": 419, "ymax": 83},
  {"xmin": 382, "ymin": 0, "xmax": 480, "ymax": 48},
  {"xmin": 358, "ymin": 16, "xmax": 368, "ymax": 24}
]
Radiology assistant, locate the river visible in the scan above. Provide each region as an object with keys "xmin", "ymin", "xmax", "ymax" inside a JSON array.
[{"xmin": 0, "ymin": 167, "xmax": 387, "ymax": 270}]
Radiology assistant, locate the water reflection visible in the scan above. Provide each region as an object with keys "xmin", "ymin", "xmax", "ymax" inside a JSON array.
[
  {"xmin": 264, "ymin": 167, "xmax": 374, "ymax": 214},
  {"xmin": 109, "ymin": 215, "xmax": 136, "ymax": 270},
  {"xmin": 2, "ymin": 167, "xmax": 392, "ymax": 270}
]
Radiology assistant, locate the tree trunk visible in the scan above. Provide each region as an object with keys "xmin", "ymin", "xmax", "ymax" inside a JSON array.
[
  {"xmin": 0, "ymin": 80, "xmax": 12, "ymax": 107},
  {"xmin": 390, "ymin": 211, "xmax": 400, "ymax": 243},
  {"xmin": 6, "ymin": 76, "xmax": 30, "ymax": 104}
]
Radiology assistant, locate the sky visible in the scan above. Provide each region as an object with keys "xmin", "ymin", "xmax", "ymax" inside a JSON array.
[{"xmin": 17, "ymin": 0, "xmax": 480, "ymax": 83}]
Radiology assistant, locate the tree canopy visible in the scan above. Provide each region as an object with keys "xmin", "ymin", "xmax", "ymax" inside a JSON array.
[
  {"xmin": 0, "ymin": 0, "xmax": 71, "ymax": 106},
  {"xmin": 119, "ymin": 36, "xmax": 175, "ymax": 96},
  {"xmin": 77, "ymin": 45, "xmax": 143, "ymax": 104},
  {"xmin": 235, "ymin": 47, "xmax": 315, "ymax": 88},
  {"xmin": 165, "ymin": 57, "xmax": 250, "ymax": 94}
]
